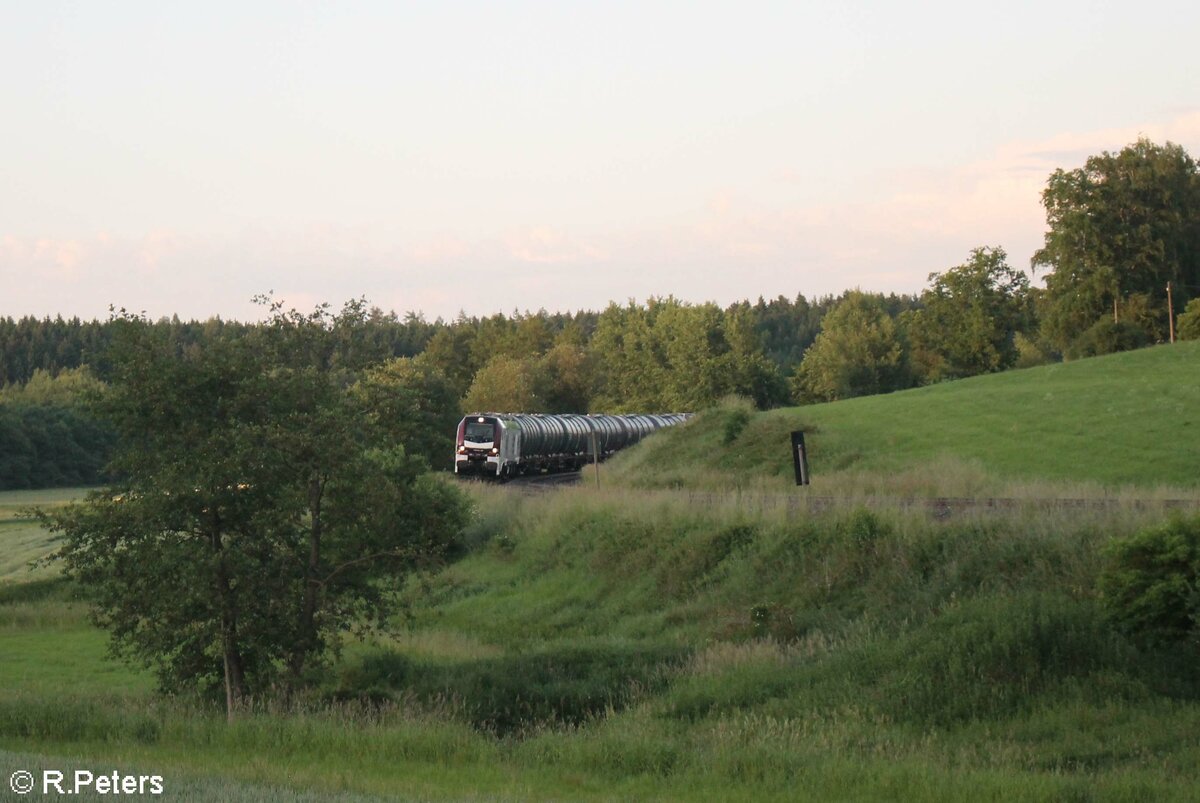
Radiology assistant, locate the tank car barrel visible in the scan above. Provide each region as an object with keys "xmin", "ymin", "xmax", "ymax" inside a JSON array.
[{"xmin": 454, "ymin": 410, "xmax": 691, "ymax": 479}]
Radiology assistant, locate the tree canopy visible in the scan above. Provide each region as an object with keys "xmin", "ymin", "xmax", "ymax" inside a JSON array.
[
  {"xmin": 590, "ymin": 298, "xmax": 786, "ymax": 412},
  {"xmin": 792, "ymin": 291, "xmax": 910, "ymax": 402},
  {"xmin": 354, "ymin": 355, "xmax": 462, "ymax": 470},
  {"xmin": 43, "ymin": 304, "xmax": 469, "ymax": 718},
  {"xmin": 905, "ymin": 247, "xmax": 1033, "ymax": 381},
  {"xmin": 462, "ymin": 354, "xmax": 543, "ymax": 414},
  {"xmin": 1033, "ymin": 138, "xmax": 1200, "ymax": 351}
]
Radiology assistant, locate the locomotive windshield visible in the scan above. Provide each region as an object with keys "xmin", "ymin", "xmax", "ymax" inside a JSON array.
[{"xmin": 464, "ymin": 422, "xmax": 495, "ymax": 442}]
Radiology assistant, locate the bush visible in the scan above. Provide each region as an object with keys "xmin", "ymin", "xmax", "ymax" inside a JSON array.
[
  {"xmin": 721, "ymin": 407, "xmax": 751, "ymax": 445},
  {"xmin": 1099, "ymin": 516, "xmax": 1200, "ymax": 647},
  {"xmin": 1013, "ymin": 332, "xmax": 1057, "ymax": 368},
  {"xmin": 1066, "ymin": 319, "xmax": 1150, "ymax": 360},
  {"xmin": 1177, "ymin": 298, "xmax": 1200, "ymax": 341}
]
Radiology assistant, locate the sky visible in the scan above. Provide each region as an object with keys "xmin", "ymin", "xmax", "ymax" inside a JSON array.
[{"xmin": 2, "ymin": 1, "xmax": 1198, "ymax": 322}]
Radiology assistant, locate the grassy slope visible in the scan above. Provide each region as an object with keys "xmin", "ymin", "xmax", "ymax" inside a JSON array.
[
  {"xmin": 5, "ymin": 490, "xmax": 1199, "ymax": 800},
  {"xmin": 609, "ymin": 341, "xmax": 1200, "ymax": 492}
]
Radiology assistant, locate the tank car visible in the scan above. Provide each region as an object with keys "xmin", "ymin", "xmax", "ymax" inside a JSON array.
[{"xmin": 454, "ymin": 412, "xmax": 690, "ymax": 478}]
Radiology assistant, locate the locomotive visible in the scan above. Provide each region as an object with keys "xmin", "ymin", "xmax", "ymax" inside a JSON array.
[{"xmin": 454, "ymin": 412, "xmax": 690, "ymax": 478}]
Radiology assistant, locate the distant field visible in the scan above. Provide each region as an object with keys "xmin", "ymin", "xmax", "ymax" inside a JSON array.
[
  {"xmin": 0, "ymin": 486, "xmax": 91, "ymax": 518},
  {"xmin": 0, "ymin": 521, "xmax": 62, "ymax": 583},
  {"xmin": 609, "ymin": 341, "xmax": 1200, "ymax": 492},
  {"xmin": 0, "ymin": 487, "xmax": 89, "ymax": 583}
]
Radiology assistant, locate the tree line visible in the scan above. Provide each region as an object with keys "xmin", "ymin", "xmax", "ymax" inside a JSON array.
[
  {"xmin": 0, "ymin": 311, "xmax": 440, "ymax": 387},
  {"xmin": 0, "ymin": 368, "xmax": 115, "ymax": 489}
]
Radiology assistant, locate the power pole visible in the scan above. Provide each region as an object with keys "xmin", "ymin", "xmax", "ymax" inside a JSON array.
[{"xmin": 1167, "ymin": 281, "xmax": 1176, "ymax": 343}]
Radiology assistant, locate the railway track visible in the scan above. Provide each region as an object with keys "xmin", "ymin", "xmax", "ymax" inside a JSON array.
[
  {"xmin": 456, "ymin": 471, "xmax": 583, "ymax": 495},
  {"xmin": 691, "ymin": 493, "xmax": 1200, "ymax": 517},
  {"xmin": 506, "ymin": 472, "xmax": 583, "ymax": 493},
  {"xmin": 465, "ymin": 472, "xmax": 1200, "ymax": 515}
]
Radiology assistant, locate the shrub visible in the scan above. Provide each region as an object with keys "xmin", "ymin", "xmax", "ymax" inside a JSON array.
[
  {"xmin": 1013, "ymin": 331, "xmax": 1057, "ymax": 368},
  {"xmin": 1065, "ymin": 319, "xmax": 1150, "ymax": 359},
  {"xmin": 836, "ymin": 508, "xmax": 889, "ymax": 546},
  {"xmin": 721, "ymin": 407, "xmax": 751, "ymax": 445},
  {"xmin": 1177, "ymin": 298, "xmax": 1200, "ymax": 341},
  {"xmin": 1099, "ymin": 515, "xmax": 1200, "ymax": 647}
]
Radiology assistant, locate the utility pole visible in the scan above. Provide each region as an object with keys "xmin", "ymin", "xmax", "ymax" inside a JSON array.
[{"xmin": 1167, "ymin": 281, "xmax": 1176, "ymax": 343}]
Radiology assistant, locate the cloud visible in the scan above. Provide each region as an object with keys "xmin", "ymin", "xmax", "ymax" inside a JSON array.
[
  {"xmin": 3, "ymin": 112, "xmax": 1199, "ymax": 320},
  {"xmin": 504, "ymin": 227, "xmax": 607, "ymax": 265},
  {"xmin": 1, "ymin": 235, "xmax": 86, "ymax": 280},
  {"xmin": 408, "ymin": 237, "xmax": 472, "ymax": 263}
]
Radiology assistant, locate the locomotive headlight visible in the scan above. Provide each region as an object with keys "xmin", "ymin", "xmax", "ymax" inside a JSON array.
[
  {"xmin": 457, "ymin": 446, "xmax": 466, "ymax": 454},
  {"xmin": 490, "ymin": 447, "xmax": 499, "ymax": 455}
]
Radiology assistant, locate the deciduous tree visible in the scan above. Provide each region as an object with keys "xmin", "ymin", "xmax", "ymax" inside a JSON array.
[
  {"xmin": 43, "ymin": 304, "xmax": 468, "ymax": 719},
  {"xmin": 905, "ymin": 247, "xmax": 1032, "ymax": 381},
  {"xmin": 1033, "ymin": 139, "xmax": 1200, "ymax": 351},
  {"xmin": 462, "ymin": 354, "xmax": 542, "ymax": 412},
  {"xmin": 354, "ymin": 355, "xmax": 462, "ymax": 470},
  {"xmin": 792, "ymin": 291, "xmax": 910, "ymax": 402},
  {"xmin": 1175, "ymin": 299, "xmax": 1200, "ymax": 341}
]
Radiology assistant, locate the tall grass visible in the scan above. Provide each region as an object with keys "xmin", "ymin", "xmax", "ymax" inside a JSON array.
[{"xmin": 4, "ymin": 479, "xmax": 1200, "ymax": 799}]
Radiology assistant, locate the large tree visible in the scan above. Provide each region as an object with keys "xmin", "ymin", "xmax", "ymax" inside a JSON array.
[
  {"xmin": 43, "ymin": 304, "xmax": 468, "ymax": 718},
  {"xmin": 536, "ymin": 341, "xmax": 594, "ymax": 413},
  {"xmin": 589, "ymin": 301, "xmax": 671, "ymax": 412},
  {"xmin": 589, "ymin": 298, "xmax": 785, "ymax": 412},
  {"xmin": 353, "ymin": 355, "xmax": 462, "ymax": 470},
  {"xmin": 792, "ymin": 291, "xmax": 910, "ymax": 402},
  {"xmin": 904, "ymin": 247, "xmax": 1032, "ymax": 381},
  {"xmin": 461, "ymin": 354, "xmax": 543, "ymax": 413},
  {"xmin": 1032, "ymin": 139, "xmax": 1200, "ymax": 351}
]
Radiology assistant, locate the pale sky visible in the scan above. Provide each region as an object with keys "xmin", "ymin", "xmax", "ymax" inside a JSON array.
[{"xmin": 2, "ymin": 2, "xmax": 1198, "ymax": 322}]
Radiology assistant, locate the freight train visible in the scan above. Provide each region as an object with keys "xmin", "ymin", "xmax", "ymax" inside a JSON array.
[{"xmin": 454, "ymin": 412, "xmax": 690, "ymax": 478}]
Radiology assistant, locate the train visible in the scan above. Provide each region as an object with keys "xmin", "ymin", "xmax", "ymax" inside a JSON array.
[{"xmin": 454, "ymin": 412, "xmax": 691, "ymax": 479}]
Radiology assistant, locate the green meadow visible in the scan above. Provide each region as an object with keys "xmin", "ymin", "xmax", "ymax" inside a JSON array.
[
  {"xmin": 608, "ymin": 339, "xmax": 1200, "ymax": 494},
  {"xmin": 2, "ymin": 343, "xmax": 1200, "ymax": 800}
]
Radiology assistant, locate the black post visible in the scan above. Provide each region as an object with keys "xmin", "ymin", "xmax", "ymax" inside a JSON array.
[{"xmin": 790, "ymin": 431, "xmax": 810, "ymax": 486}]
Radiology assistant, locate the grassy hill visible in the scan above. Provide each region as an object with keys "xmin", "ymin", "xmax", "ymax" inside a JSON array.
[{"xmin": 608, "ymin": 341, "xmax": 1200, "ymax": 493}]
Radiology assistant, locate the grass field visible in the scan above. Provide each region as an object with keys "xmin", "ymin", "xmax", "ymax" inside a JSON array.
[
  {"xmin": 608, "ymin": 340, "xmax": 1200, "ymax": 493},
  {"xmin": 0, "ymin": 487, "xmax": 91, "ymax": 584},
  {"xmin": 3, "ymin": 349, "xmax": 1200, "ymax": 800}
]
